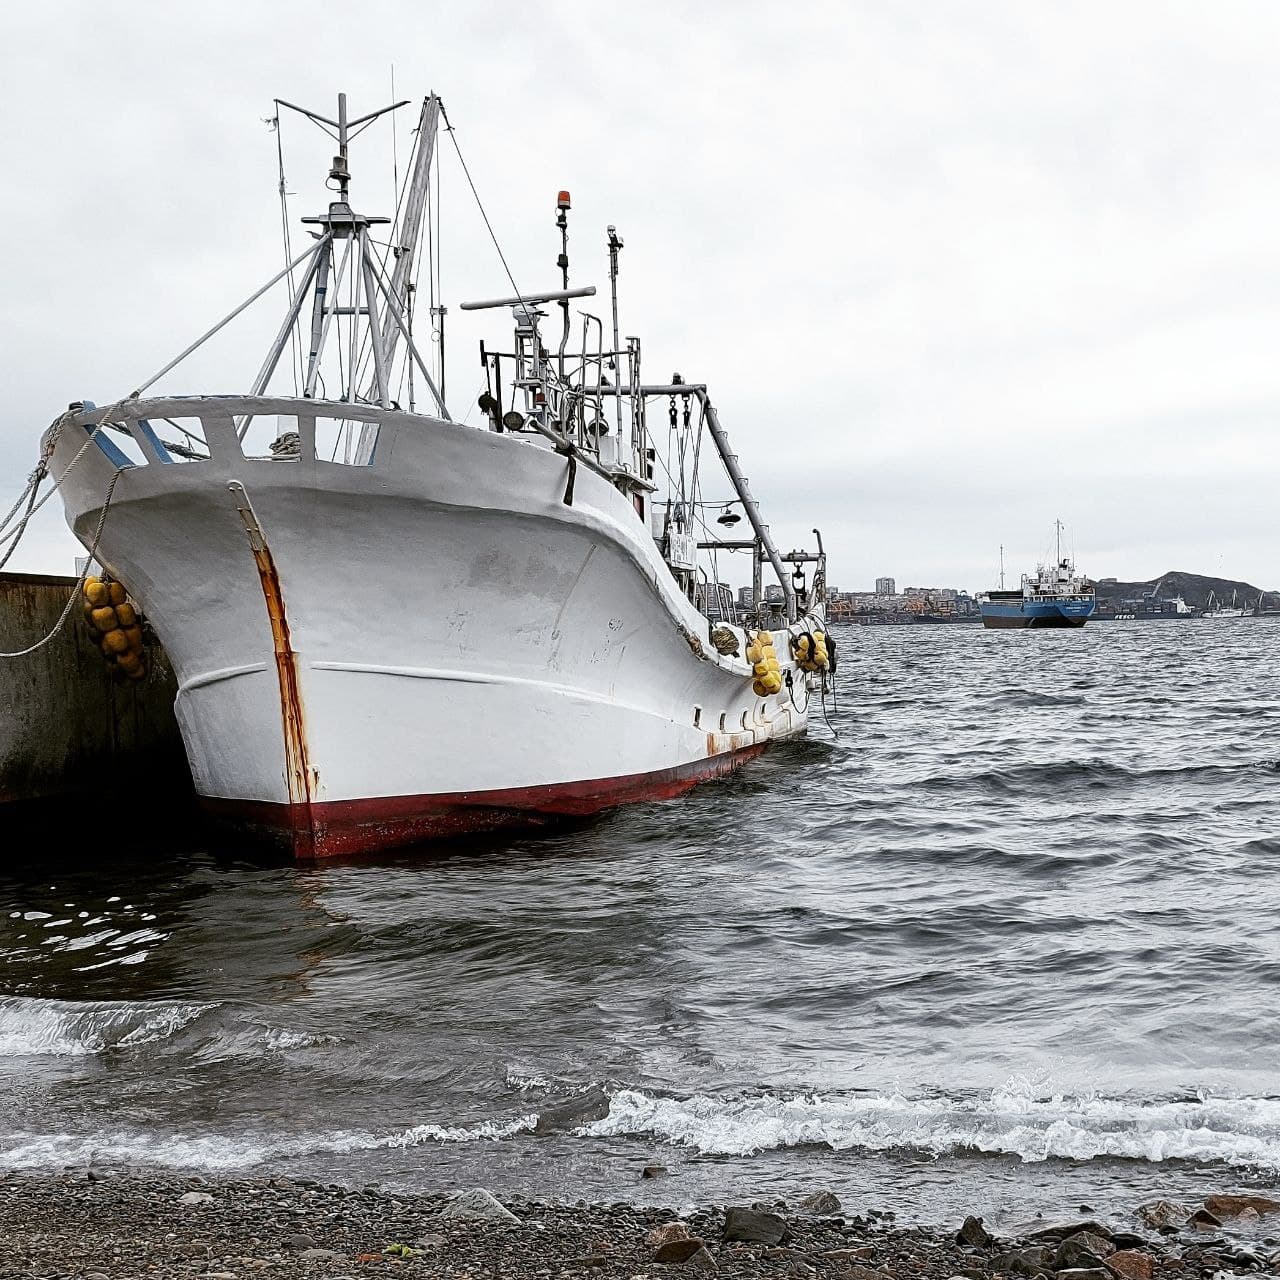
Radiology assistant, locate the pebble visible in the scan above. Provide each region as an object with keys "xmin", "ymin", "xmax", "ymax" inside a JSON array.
[
  {"xmin": 723, "ymin": 1206, "xmax": 788, "ymax": 1244},
  {"xmin": 0, "ymin": 1169, "xmax": 1260, "ymax": 1280},
  {"xmin": 439, "ymin": 1185, "xmax": 521, "ymax": 1223},
  {"xmin": 799, "ymin": 1190, "xmax": 842, "ymax": 1216},
  {"xmin": 652, "ymin": 1236, "xmax": 709, "ymax": 1263}
]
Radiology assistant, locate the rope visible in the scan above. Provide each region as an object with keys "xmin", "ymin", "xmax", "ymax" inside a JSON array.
[
  {"xmin": 0, "ymin": 476, "xmax": 43, "ymax": 574},
  {"xmin": 273, "ymin": 113, "xmax": 301, "ymax": 396},
  {"xmin": 440, "ymin": 104, "xmax": 523, "ymax": 303},
  {"xmin": 0, "ymin": 465, "xmax": 126, "ymax": 659}
]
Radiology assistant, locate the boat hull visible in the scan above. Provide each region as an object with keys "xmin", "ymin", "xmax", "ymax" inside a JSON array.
[
  {"xmin": 979, "ymin": 600, "xmax": 1095, "ymax": 629},
  {"xmin": 202, "ymin": 742, "xmax": 767, "ymax": 858},
  {"xmin": 48, "ymin": 397, "xmax": 815, "ymax": 860}
]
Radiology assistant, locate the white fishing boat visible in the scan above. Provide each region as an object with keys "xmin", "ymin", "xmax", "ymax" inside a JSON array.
[
  {"xmin": 1201, "ymin": 590, "xmax": 1248, "ymax": 619},
  {"xmin": 38, "ymin": 93, "xmax": 833, "ymax": 860}
]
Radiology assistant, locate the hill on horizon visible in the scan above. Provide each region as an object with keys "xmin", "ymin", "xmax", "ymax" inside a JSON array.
[{"xmin": 1093, "ymin": 569, "xmax": 1278, "ymax": 611}]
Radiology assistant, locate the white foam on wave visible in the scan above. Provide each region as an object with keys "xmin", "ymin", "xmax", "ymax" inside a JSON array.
[
  {"xmin": 373, "ymin": 1116, "xmax": 537, "ymax": 1147},
  {"xmin": 0, "ymin": 997, "xmax": 214, "ymax": 1057},
  {"xmin": 582, "ymin": 1079, "xmax": 1280, "ymax": 1169},
  {"xmin": 0, "ymin": 1114, "xmax": 537, "ymax": 1174}
]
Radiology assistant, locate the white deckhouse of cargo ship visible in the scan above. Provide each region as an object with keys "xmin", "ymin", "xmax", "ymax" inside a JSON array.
[{"xmin": 41, "ymin": 93, "xmax": 834, "ymax": 859}]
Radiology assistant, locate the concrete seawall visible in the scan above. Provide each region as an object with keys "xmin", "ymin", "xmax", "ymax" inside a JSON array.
[{"xmin": 0, "ymin": 572, "xmax": 189, "ymax": 807}]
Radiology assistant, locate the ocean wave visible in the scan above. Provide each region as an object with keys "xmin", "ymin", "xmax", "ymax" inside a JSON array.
[
  {"xmin": 916, "ymin": 759, "xmax": 1259, "ymax": 797},
  {"xmin": 581, "ymin": 1081, "xmax": 1280, "ymax": 1168},
  {"xmin": 0, "ymin": 1115, "xmax": 536, "ymax": 1174},
  {"xmin": 0, "ymin": 997, "xmax": 213, "ymax": 1057}
]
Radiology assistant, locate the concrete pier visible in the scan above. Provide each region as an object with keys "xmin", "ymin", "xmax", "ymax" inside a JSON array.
[{"xmin": 0, "ymin": 572, "xmax": 189, "ymax": 807}]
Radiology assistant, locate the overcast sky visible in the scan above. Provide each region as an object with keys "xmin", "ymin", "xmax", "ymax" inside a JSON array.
[{"xmin": 2, "ymin": 0, "xmax": 1278, "ymax": 593}]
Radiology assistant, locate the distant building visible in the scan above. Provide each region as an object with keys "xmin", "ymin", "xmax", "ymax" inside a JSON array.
[{"xmin": 875, "ymin": 576, "xmax": 896, "ymax": 596}]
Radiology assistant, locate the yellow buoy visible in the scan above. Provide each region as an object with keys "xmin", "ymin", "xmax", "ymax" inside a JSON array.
[
  {"xmin": 752, "ymin": 679, "xmax": 769, "ymax": 696},
  {"xmin": 84, "ymin": 579, "xmax": 109, "ymax": 607},
  {"xmin": 106, "ymin": 581, "xmax": 127, "ymax": 606},
  {"xmin": 115, "ymin": 602, "xmax": 138, "ymax": 628},
  {"xmin": 103, "ymin": 628, "xmax": 130, "ymax": 655},
  {"xmin": 753, "ymin": 660, "xmax": 771, "ymax": 678},
  {"xmin": 122, "ymin": 625, "xmax": 144, "ymax": 651},
  {"xmin": 90, "ymin": 606, "xmax": 117, "ymax": 632},
  {"xmin": 116, "ymin": 652, "xmax": 143, "ymax": 674}
]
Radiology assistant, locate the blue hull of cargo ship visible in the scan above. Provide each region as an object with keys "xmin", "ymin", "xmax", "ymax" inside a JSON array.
[{"xmin": 979, "ymin": 598, "xmax": 1095, "ymax": 629}]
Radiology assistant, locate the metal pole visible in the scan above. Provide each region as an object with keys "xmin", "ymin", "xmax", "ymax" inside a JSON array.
[
  {"xmin": 556, "ymin": 196, "xmax": 571, "ymax": 380},
  {"xmin": 240, "ymin": 236, "xmax": 331, "ymax": 432},
  {"xmin": 360, "ymin": 238, "xmax": 391, "ymax": 408},
  {"xmin": 336, "ymin": 92, "xmax": 349, "ymax": 200},
  {"xmin": 698, "ymin": 392, "xmax": 796, "ymax": 621},
  {"xmin": 304, "ymin": 245, "xmax": 332, "ymax": 389},
  {"xmin": 304, "ymin": 236, "xmax": 353, "ymax": 398},
  {"xmin": 607, "ymin": 226, "xmax": 623, "ymax": 440},
  {"xmin": 132, "ymin": 240, "xmax": 321, "ymax": 397},
  {"xmin": 435, "ymin": 306, "xmax": 446, "ymax": 405},
  {"xmin": 346, "ymin": 229, "xmax": 364, "ymax": 401},
  {"xmin": 381, "ymin": 96, "xmax": 440, "ymax": 368},
  {"xmin": 364, "ymin": 250, "xmax": 451, "ymax": 419}
]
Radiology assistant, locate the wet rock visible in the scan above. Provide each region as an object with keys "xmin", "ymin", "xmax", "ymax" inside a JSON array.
[
  {"xmin": 653, "ymin": 1236, "xmax": 710, "ymax": 1263},
  {"xmin": 1190, "ymin": 1209, "xmax": 1225, "ymax": 1230},
  {"xmin": 179, "ymin": 1190, "xmax": 214, "ymax": 1206},
  {"xmin": 1056, "ymin": 1270, "xmax": 1115, "ymax": 1280},
  {"xmin": 993, "ymin": 1245, "xmax": 1054, "ymax": 1276},
  {"xmin": 1138, "ymin": 1200, "xmax": 1190, "ymax": 1232},
  {"xmin": 1205, "ymin": 1195, "xmax": 1280, "ymax": 1219},
  {"xmin": 642, "ymin": 1164, "xmax": 668, "ymax": 1179},
  {"xmin": 686, "ymin": 1246, "xmax": 718, "ymax": 1273},
  {"xmin": 1030, "ymin": 1221, "xmax": 1115, "ymax": 1244},
  {"xmin": 298, "ymin": 1246, "xmax": 345, "ymax": 1262},
  {"xmin": 533, "ymin": 1085, "xmax": 612, "ymax": 1134},
  {"xmin": 1054, "ymin": 1231, "xmax": 1117, "ymax": 1270},
  {"xmin": 1106, "ymin": 1250, "xmax": 1155, "ymax": 1280},
  {"xmin": 439, "ymin": 1186, "xmax": 520, "ymax": 1223},
  {"xmin": 648, "ymin": 1222, "xmax": 693, "ymax": 1251},
  {"xmin": 821, "ymin": 1247, "xmax": 876, "ymax": 1263},
  {"xmin": 955, "ymin": 1216, "xmax": 993, "ymax": 1248},
  {"xmin": 799, "ymin": 1190, "xmax": 842, "ymax": 1215},
  {"xmin": 724, "ymin": 1206, "xmax": 789, "ymax": 1244},
  {"xmin": 828, "ymin": 1265, "xmax": 884, "ymax": 1280},
  {"xmin": 283, "ymin": 1232, "xmax": 318, "ymax": 1250},
  {"xmin": 1109, "ymin": 1233, "xmax": 1153, "ymax": 1251}
]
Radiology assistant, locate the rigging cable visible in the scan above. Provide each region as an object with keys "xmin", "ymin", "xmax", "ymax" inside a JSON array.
[
  {"xmin": 272, "ymin": 111, "xmax": 301, "ymax": 395},
  {"xmin": 440, "ymin": 104, "xmax": 523, "ymax": 303}
]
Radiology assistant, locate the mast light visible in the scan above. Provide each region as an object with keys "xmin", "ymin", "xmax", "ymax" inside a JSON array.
[{"xmin": 557, "ymin": 190, "xmax": 571, "ymax": 209}]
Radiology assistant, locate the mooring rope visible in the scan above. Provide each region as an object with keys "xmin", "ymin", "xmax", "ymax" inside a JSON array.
[{"xmin": 0, "ymin": 406, "xmax": 133, "ymax": 659}]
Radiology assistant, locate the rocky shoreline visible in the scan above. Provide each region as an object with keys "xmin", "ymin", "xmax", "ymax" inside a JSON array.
[{"xmin": 1, "ymin": 1172, "xmax": 1277, "ymax": 1280}]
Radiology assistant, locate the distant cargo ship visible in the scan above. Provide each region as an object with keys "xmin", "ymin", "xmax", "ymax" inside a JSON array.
[
  {"xmin": 978, "ymin": 525, "xmax": 1095, "ymax": 630},
  {"xmin": 1103, "ymin": 595, "xmax": 1196, "ymax": 621}
]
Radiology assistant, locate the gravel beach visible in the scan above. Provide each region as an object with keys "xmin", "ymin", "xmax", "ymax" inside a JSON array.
[{"xmin": 1, "ymin": 1170, "xmax": 1275, "ymax": 1280}]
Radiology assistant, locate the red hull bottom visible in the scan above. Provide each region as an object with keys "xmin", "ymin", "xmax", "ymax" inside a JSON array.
[{"xmin": 200, "ymin": 742, "xmax": 768, "ymax": 862}]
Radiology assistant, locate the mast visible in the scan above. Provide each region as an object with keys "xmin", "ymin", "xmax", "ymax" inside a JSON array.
[
  {"xmin": 380, "ymin": 97, "xmax": 441, "ymax": 370},
  {"xmin": 999, "ymin": 544, "xmax": 1005, "ymax": 590}
]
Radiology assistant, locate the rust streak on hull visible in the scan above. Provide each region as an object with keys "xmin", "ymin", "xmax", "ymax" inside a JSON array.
[{"xmin": 231, "ymin": 483, "xmax": 315, "ymax": 858}]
